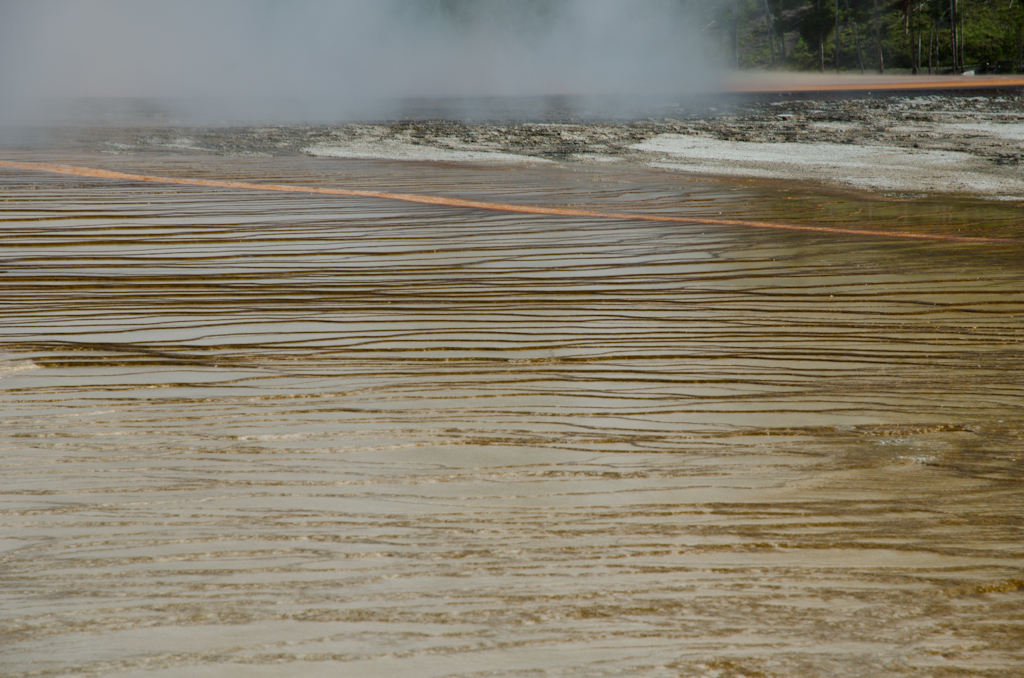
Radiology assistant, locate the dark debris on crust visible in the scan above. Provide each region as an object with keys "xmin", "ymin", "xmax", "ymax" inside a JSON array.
[{"xmin": 63, "ymin": 92, "xmax": 1024, "ymax": 170}]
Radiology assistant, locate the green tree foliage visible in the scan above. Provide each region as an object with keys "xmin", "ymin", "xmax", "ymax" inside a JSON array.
[
  {"xmin": 799, "ymin": 0, "xmax": 836, "ymax": 69},
  {"xmin": 697, "ymin": 0, "xmax": 1023, "ymax": 70},
  {"xmin": 407, "ymin": 0, "xmax": 1021, "ymax": 72}
]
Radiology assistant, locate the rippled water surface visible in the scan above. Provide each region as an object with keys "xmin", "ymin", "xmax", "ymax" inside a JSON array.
[{"xmin": 2, "ymin": 152, "xmax": 1023, "ymax": 677}]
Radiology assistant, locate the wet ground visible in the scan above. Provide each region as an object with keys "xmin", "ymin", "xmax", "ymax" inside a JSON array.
[
  {"xmin": 1, "ymin": 132, "xmax": 1023, "ymax": 676},
  {"xmin": 43, "ymin": 91, "xmax": 1024, "ymax": 197}
]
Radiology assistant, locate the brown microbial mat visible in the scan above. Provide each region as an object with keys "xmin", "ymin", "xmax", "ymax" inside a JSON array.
[{"xmin": 1, "ymin": 151, "xmax": 1022, "ymax": 677}]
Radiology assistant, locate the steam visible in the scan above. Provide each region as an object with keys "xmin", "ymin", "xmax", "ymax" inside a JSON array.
[{"xmin": 0, "ymin": 0, "xmax": 721, "ymax": 123}]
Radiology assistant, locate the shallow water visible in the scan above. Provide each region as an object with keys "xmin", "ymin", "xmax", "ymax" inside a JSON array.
[{"xmin": 1, "ymin": 153, "xmax": 1023, "ymax": 677}]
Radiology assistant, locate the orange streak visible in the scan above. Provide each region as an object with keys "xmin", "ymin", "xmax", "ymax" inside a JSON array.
[
  {"xmin": 1, "ymin": 160, "xmax": 1020, "ymax": 244},
  {"xmin": 723, "ymin": 74, "xmax": 1024, "ymax": 93}
]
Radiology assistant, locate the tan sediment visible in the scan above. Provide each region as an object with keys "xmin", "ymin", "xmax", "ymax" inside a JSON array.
[
  {"xmin": 1, "ymin": 155, "xmax": 1022, "ymax": 677},
  {"xmin": 631, "ymin": 134, "xmax": 1024, "ymax": 198}
]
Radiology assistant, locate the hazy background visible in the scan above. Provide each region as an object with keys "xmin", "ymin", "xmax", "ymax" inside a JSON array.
[{"xmin": 0, "ymin": 0, "xmax": 721, "ymax": 123}]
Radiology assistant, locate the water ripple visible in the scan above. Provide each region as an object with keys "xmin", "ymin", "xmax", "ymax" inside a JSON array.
[{"xmin": 1, "ymin": 155, "xmax": 1022, "ymax": 677}]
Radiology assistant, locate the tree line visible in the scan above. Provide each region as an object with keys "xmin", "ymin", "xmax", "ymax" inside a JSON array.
[
  {"xmin": 702, "ymin": 0, "xmax": 1024, "ymax": 72},
  {"xmin": 408, "ymin": 0, "xmax": 1023, "ymax": 73}
]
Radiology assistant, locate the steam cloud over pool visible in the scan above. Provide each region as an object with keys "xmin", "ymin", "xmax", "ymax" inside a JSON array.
[{"xmin": 0, "ymin": 0, "xmax": 716, "ymax": 123}]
